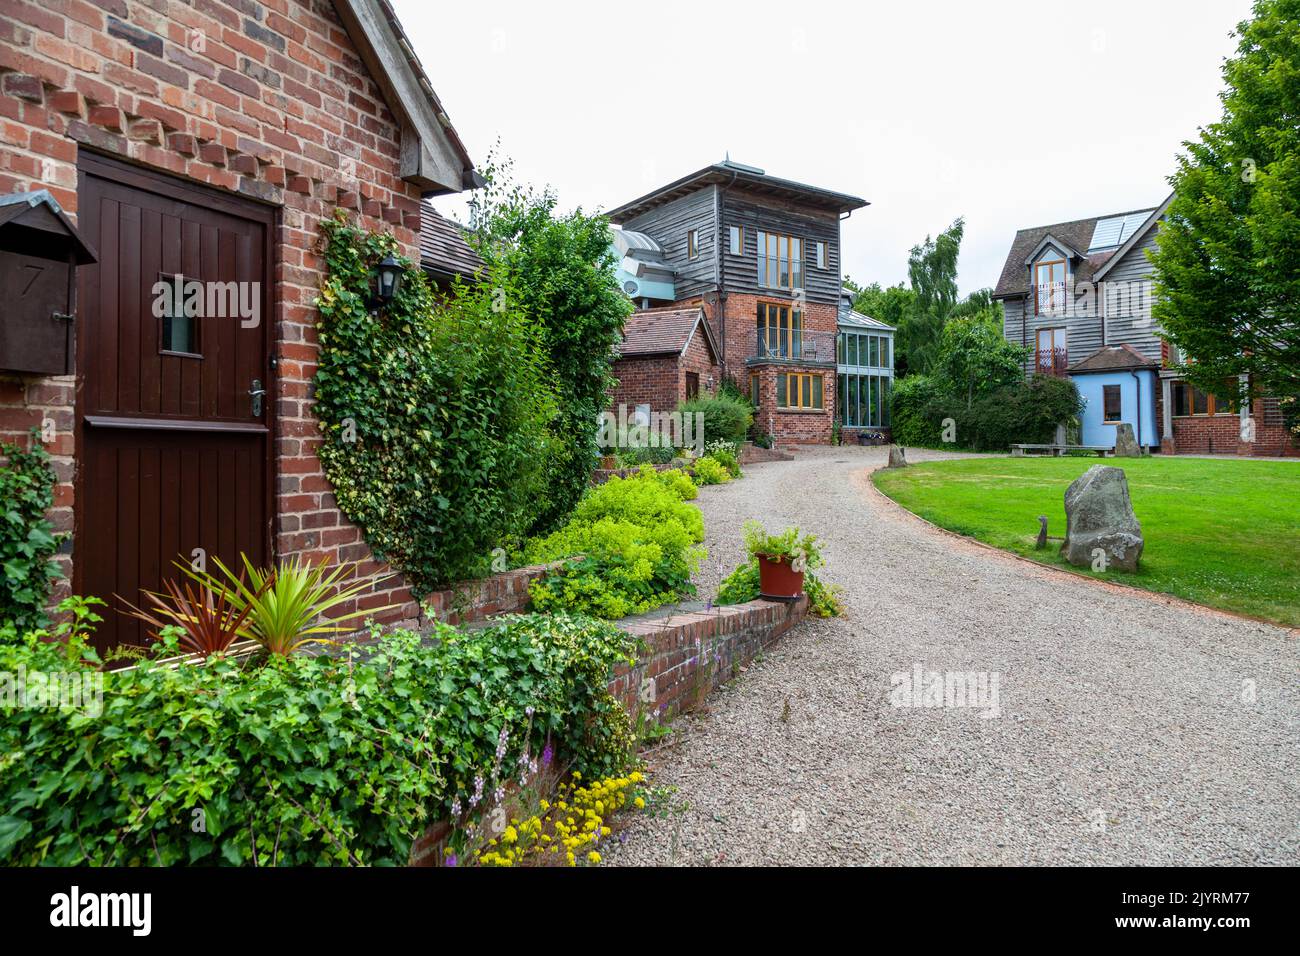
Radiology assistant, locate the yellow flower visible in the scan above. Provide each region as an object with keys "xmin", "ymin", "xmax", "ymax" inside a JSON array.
[
  {"xmin": 572, "ymin": 771, "xmax": 582, "ymax": 780},
  {"xmin": 566, "ymin": 852, "xmax": 576, "ymax": 866},
  {"xmin": 629, "ymin": 771, "xmax": 643, "ymax": 783},
  {"xmin": 634, "ymin": 797, "xmax": 645, "ymax": 810},
  {"xmin": 502, "ymin": 826, "xmax": 517, "ymax": 844},
  {"xmin": 587, "ymin": 851, "xmax": 601, "ymax": 864}
]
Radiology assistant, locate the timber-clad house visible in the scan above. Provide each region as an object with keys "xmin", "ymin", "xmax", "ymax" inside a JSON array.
[
  {"xmin": 0, "ymin": 0, "xmax": 483, "ymax": 651},
  {"xmin": 605, "ymin": 160, "xmax": 883, "ymax": 445},
  {"xmin": 994, "ymin": 196, "xmax": 1295, "ymax": 456}
]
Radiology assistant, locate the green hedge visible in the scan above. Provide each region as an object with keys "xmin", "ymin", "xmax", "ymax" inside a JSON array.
[
  {"xmin": 0, "ymin": 613, "xmax": 634, "ymax": 866},
  {"xmin": 890, "ymin": 373, "xmax": 1082, "ymax": 451}
]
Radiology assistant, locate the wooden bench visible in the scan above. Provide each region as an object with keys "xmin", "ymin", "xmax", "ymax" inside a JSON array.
[{"xmin": 1009, "ymin": 443, "xmax": 1113, "ymax": 458}]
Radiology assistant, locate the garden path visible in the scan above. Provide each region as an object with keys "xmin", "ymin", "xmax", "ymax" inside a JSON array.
[{"xmin": 607, "ymin": 445, "xmax": 1299, "ymax": 865}]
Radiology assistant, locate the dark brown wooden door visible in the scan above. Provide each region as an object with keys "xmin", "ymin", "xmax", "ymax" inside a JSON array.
[{"xmin": 75, "ymin": 154, "xmax": 274, "ymax": 653}]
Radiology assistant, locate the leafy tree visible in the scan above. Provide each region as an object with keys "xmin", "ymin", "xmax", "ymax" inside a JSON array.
[
  {"xmin": 470, "ymin": 153, "xmax": 632, "ymax": 534},
  {"xmin": 1150, "ymin": 0, "xmax": 1300, "ymax": 401},
  {"xmin": 934, "ymin": 315, "xmax": 1030, "ymax": 409},
  {"xmin": 902, "ymin": 218, "xmax": 965, "ymax": 375}
]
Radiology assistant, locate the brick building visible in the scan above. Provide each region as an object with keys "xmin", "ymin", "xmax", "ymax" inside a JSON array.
[
  {"xmin": 609, "ymin": 305, "xmax": 719, "ymax": 416},
  {"xmin": 0, "ymin": 0, "xmax": 481, "ymax": 651},
  {"xmin": 605, "ymin": 160, "xmax": 869, "ymax": 446}
]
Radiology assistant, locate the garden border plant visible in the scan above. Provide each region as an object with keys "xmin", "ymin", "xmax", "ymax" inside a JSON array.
[{"xmin": 0, "ymin": 429, "xmax": 63, "ymax": 633}]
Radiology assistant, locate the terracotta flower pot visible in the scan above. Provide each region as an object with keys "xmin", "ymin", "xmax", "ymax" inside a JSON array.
[{"xmin": 757, "ymin": 554, "xmax": 804, "ymax": 601}]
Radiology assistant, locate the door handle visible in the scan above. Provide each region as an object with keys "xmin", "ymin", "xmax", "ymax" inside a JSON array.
[{"xmin": 248, "ymin": 379, "xmax": 266, "ymax": 418}]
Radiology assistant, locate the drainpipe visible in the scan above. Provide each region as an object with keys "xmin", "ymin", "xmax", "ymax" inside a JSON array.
[
  {"xmin": 1129, "ymin": 369, "xmax": 1144, "ymax": 449},
  {"xmin": 715, "ymin": 170, "xmax": 738, "ymax": 380}
]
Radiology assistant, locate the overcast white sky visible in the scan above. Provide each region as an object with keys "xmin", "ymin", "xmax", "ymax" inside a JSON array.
[{"xmin": 397, "ymin": 0, "xmax": 1252, "ymax": 296}]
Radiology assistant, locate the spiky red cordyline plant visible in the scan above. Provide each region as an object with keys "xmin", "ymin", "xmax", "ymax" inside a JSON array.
[{"xmin": 118, "ymin": 570, "xmax": 270, "ymax": 657}]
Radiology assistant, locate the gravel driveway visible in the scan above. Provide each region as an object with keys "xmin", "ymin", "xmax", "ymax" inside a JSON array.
[{"xmin": 608, "ymin": 445, "xmax": 1299, "ymax": 866}]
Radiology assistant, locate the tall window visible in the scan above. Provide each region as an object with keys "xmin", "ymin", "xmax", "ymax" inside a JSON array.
[
  {"xmin": 836, "ymin": 373, "xmax": 891, "ymax": 427},
  {"xmin": 815, "ymin": 241, "xmax": 828, "ymax": 269},
  {"xmin": 758, "ymin": 302, "xmax": 803, "ymax": 358},
  {"xmin": 1102, "ymin": 384, "xmax": 1122, "ymax": 423},
  {"xmin": 836, "ymin": 331, "xmax": 892, "ymax": 370},
  {"xmin": 1034, "ymin": 259, "xmax": 1066, "ymax": 314},
  {"xmin": 777, "ymin": 372, "xmax": 822, "ymax": 409},
  {"xmin": 1036, "ymin": 327, "xmax": 1067, "ymax": 375},
  {"xmin": 687, "ymin": 229, "xmax": 700, "ymax": 260},
  {"xmin": 750, "ymin": 372, "xmax": 760, "ymax": 406},
  {"xmin": 685, "ymin": 372, "xmax": 699, "ymax": 399},
  {"xmin": 729, "ymin": 225, "xmax": 742, "ymax": 255},
  {"xmin": 757, "ymin": 231, "xmax": 803, "ymax": 289}
]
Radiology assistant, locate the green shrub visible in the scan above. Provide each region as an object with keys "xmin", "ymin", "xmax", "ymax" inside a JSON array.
[
  {"xmin": 890, "ymin": 374, "xmax": 948, "ymax": 447},
  {"xmin": 313, "ymin": 214, "xmax": 556, "ymax": 593},
  {"xmin": 955, "ymin": 374, "xmax": 1084, "ymax": 451},
  {"xmin": 703, "ymin": 440, "xmax": 742, "ymax": 478},
  {"xmin": 692, "ymin": 456, "xmax": 731, "ymax": 486},
  {"xmin": 523, "ymin": 467, "xmax": 704, "ymax": 619},
  {"xmin": 0, "ymin": 612, "xmax": 634, "ymax": 866},
  {"xmin": 0, "ymin": 431, "xmax": 62, "ymax": 633},
  {"xmin": 470, "ymin": 160, "xmax": 632, "ymax": 536},
  {"xmin": 677, "ymin": 393, "xmax": 753, "ymax": 446}
]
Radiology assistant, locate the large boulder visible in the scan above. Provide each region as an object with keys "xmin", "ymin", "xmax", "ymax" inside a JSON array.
[
  {"xmin": 1060, "ymin": 465, "xmax": 1143, "ymax": 572},
  {"xmin": 888, "ymin": 444, "xmax": 908, "ymax": 468},
  {"xmin": 1113, "ymin": 422, "xmax": 1141, "ymax": 457}
]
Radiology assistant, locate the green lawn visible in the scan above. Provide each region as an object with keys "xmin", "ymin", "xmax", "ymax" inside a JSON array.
[{"xmin": 872, "ymin": 456, "xmax": 1300, "ymax": 628}]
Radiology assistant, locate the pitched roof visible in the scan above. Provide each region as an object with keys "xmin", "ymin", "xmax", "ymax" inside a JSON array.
[
  {"xmin": 1092, "ymin": 194, "xmax": 1174, "ymax": 282},
  {"xmin": 334, "ymin": 0, "xmax": 481, "ymax": 195},
  {"xmin": 1068, "ymin": 344, "xmax": 1158, "ymax": 373},
  {"xmin": 605, "ymin": 160, "xmax": 868, "ymax": 223},
  {"xmin": 993, "ymin": 206, "xmax": 1158, "ymax": 299},
  {"xmin": 618, "ymin": 306, "xmax": 718, "ymax": 361},
  {"xmin": 838, "ymin": 309, "xmax": 895, "ymax": 332},
  {"xmin": 418, "ymin": 204, "xmax": 484, "ymax": 281}
]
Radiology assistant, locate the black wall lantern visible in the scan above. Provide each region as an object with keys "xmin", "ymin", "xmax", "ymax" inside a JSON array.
[
  {"xmin": 371, "ymin": 254, "xmax": 403, "ymax": 310},
  {"xmin": 0, "ymin": 190, "xmax": 97, "ymax": 375}
]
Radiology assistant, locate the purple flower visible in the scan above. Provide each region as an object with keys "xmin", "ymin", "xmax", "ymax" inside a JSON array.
[
  {"xmin": 493, "ymin": 786, "xmax": 505, "ymax": 803},
  {"xmin": 542, "ymin": 742, "xmax": 554, "ymax": 766},
  {"xmin": 445, "ymin": 854, "xmax": 458, "ymax": 867}
]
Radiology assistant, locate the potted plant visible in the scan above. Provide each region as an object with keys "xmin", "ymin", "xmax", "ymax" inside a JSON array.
[{"xmin": 742, "ymin": 521, "xmax": 824, "ymax": 601}]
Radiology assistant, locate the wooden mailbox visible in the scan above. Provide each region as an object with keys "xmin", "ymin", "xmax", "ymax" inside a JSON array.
[{"xmin": 0, "ymin": 190, "xmax": 97, "ymax": 376}]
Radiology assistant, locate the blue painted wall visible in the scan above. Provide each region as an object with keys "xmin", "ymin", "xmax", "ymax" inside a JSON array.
[{"xmin": 1072, "ymin": 370, "xmax": 1157, "ymax": 448}]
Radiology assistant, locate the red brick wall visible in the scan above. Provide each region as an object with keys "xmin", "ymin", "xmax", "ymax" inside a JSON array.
[
  {"xmin": 747, "ymin": 362, "xmax": 835, "ymax": 444},
  {"xmin": 678, "ymin": 325, "xmax": 718, "ymax": 399},
  {"xmin": 1, "ymin": 0, "xmax": 428, "ymax": 623},
  {"xmin": 609, "ymin": 354, "xmax": 679, "ymax": 417}
]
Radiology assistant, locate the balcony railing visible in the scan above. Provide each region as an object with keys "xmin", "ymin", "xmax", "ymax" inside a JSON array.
[
  {"xmin": 1036, "ymin": 281, "xmax": 1067, "ymax": 315},
  {"xmin": 751, "ymin": 330, "xmax": 837, "ymax": 363},
  {"xmin": 1036, "ymin": 347, "xmax": 1069, "ymax": 376}
]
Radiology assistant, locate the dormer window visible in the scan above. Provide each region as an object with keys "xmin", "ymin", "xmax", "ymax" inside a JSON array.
[{"xmin": 1034, "ymin": 258, "xmax": 1066, "ymax": 314}]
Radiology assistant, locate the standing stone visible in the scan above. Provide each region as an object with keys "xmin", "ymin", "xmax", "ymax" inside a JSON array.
[
  {"xmin": 1060, "ymin": 465, "xmax": 1144, "ymax": 572},
  {"xmin": 1113, "ymin": 422, "xmax": 1141, "ymax": 457},
  {"xmin": 888, "ymin": 444, "xmax": 908, "ymax": 468},
  {"xmin": 1035, "ymin": 515, "xmax": 1049, "ymax": 550}
]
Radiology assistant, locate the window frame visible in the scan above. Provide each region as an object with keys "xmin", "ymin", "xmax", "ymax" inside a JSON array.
[
  {"xmin": 758, "ymin": 301, "xmax": 803, "ymax": 358},
  {"xmin": 1033, "ymin": 258, "xmax": 1067, "ymax": 315},
  {"xmin": 728, "ymin": 225, "xmax": 743, "ymax": 256},
  {"xmin": 815, "ymin": 241, "xmax": 828, "ymax": 269},
  {"xmin": 687, "ymin": 229, "xmax": 700, "ymax": 260},
  {"xmin": 757, "ymin": 230, "xmax": 804, "ymax": 290},
  {"xmin": 1102, "ymin": 384, "xmax": 1123, "ymax": 423},
  {"xmin": 777, "ymin": 371, "xmax": 823, "ymax": 410}
]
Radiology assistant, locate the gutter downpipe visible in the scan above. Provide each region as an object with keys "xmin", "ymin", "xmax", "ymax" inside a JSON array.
[
  {"xmin": 714, "ymin": 171, "xmax": 738, "ymax": 383},
  {"xmin": 1130, "ymin": 369, "xmax": 1144, "ymax": 449}
]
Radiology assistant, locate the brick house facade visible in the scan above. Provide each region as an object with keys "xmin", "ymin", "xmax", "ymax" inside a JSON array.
[
  {"xmin": 605, "ymin": 161, "xmax": 867, "ymax": 446},
  {"xmin": 609, "ymin": 305, "xmax": 720, "ymax": 417},
  {"xmin": 0, "ymin": 0, "xmax": 481, "ymax": 648}
]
